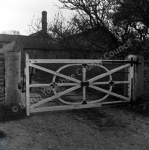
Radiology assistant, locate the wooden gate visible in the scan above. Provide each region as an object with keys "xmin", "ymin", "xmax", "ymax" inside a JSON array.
[{"xmin": 25, "ymin": 54, "xmax": 138, "ymax": 116}]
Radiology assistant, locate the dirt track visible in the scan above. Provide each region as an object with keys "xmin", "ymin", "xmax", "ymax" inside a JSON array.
[{"xmin": 0, "ymin": 106, "xmax": 149, "ymax": 150}]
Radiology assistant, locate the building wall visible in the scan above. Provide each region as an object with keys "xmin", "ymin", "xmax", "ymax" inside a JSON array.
[{"xmin": 0, "ymin": 54, "xmax": 5, "ymax": 103}]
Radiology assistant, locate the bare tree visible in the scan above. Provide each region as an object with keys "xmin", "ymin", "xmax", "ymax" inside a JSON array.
[
  {"xmin": 48, "ymin": 12, "xmax": 90, "ymax": 58},
  {"xmin": 28, "ymin": 1, "xmax": 125, "ymax": 58},
  {"xmin": 46, "ymin": 1, "xmax": 120, "ymax": 58},
  {"xmin": 28, "ymin": 16, "xmax": 42, "ymax": 35},
  {"xmin": 57, "ymin": 0, "xmax": 119, "ymax": 46},
  {"xmin": 112, "ymin": 0, "xmax": 149, "ymax": 56}
]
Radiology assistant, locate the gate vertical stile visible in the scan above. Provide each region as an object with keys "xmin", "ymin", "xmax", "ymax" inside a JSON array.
[
  {"xmin": 82, "ymin": 65, "xmax": 87, "ymax": 104},
  {"xmin": 26, "ymin": 53, "xmax": 30, "ymax": 116}
]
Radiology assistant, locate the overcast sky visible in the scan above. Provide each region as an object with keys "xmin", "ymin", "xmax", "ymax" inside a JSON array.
[{"xmin": 0, "ymin": 0, "xmax": 72, "ymax": 35}]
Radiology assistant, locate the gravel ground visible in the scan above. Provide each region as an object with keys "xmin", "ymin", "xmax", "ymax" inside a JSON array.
[{"xmin": 0, "ymin": 106, "xmax": 149, "ymax": 150}]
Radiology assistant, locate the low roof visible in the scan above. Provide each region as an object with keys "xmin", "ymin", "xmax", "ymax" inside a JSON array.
[{"xmin": 0, "ymin": 34, "xmax": 60, "ymax": 50}]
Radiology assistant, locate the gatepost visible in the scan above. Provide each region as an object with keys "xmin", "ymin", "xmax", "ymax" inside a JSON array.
[
  {"xmin": 0, "ymin": 41, "xmax": 22, "ymax": 111},
  {"xmin": 125, "ymin": 55, "xmax": 144, "ymax": 101}
]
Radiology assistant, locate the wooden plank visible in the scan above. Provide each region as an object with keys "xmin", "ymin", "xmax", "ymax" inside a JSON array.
[
  {"xmin": 114, "ymin": 81, "xmax": 129, "ymax": 84},
  {"xmin": 31, "ymin": 103, "xmax": 103, "ymax": 113},
  {"xmin": 29, "ymin": 59, "xmax": 103, "ymax": 64},
  {"xmin": 30, "ymin": 83, "xmax": 53, "ymax": 88},
  {"xmin": 30, "ymin": 63, "xmax": 80, "ymax": 83},
  {"xmin": 82, "ymin": 67, "xmax": 86, "ymax": 103},
  {"xmin": 30, "ymin": 83, "xmax": 79, "ymax": 88},
  {"xmin": 31, "ymin": 85, "xmax": 81, "ymax": 109},
  {"xmin": 91, "ymin": 82, "xmax": 110, "ymax": 85},
  {"xmin": 57, "ymin": 83, "xmax": 79, "ymax": 86},
  {"xmin": 25, "ymin": 53, "xmax": 30, "ymax": 116},
  {"xmin": 30, "ymin": 101, "xmax": 127, "ymax": 114},
  {"xmin": 89, "ymin": 64, "xmax": 130, "ymax": 83},
  {"xmin": 91, "ymin": 81, "xmax": 129, "ymax": 85},
  {"xmin": 90, "ymin": 85, "xmax": 130, "ymax": 101},
  {"xmin": 29, "ymin": 59, "xmax": 138, "ymax": 64}
]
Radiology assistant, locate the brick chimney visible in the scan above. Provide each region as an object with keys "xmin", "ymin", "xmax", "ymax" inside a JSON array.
[{"xmin": 42, "ymin": 11, "xmax": 47, "ymax": 33}]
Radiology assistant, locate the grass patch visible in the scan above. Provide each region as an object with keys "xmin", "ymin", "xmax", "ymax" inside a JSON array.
[
  {"xmin": 0, "ymin": 105, "xmax": 26, "ymax": 122},
  {"xmin": 130, "ymin": 95, "xmax": 149, "ymax": 113}
]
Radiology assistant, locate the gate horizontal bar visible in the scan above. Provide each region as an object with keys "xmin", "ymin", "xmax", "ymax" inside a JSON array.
[
  {"xmin": 91, "ymin": 81, "xmax": 129, "ymax": 85},
  {"xmin": 30, "ymin": 83, "xmax": 79, "ymax": 88},
  {"xmin": 29, "ymin": 59, "xmax": 139, "ymax": 64},
  {"xmin": 30, "ymin": 83, "xmax": 53, "ymax": 88},
  {"xmin": 30, "ymin": 101, "xmax": 128, "ymax": 113},
  {"xmin": 114, "ymin": 81, "xmax": 129, "ymax": 84}
]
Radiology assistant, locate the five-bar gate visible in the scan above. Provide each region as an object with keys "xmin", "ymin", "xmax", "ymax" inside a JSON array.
[{"xmin": 25, "ymin": 54, "xmax": 138, "ymax": 116}]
